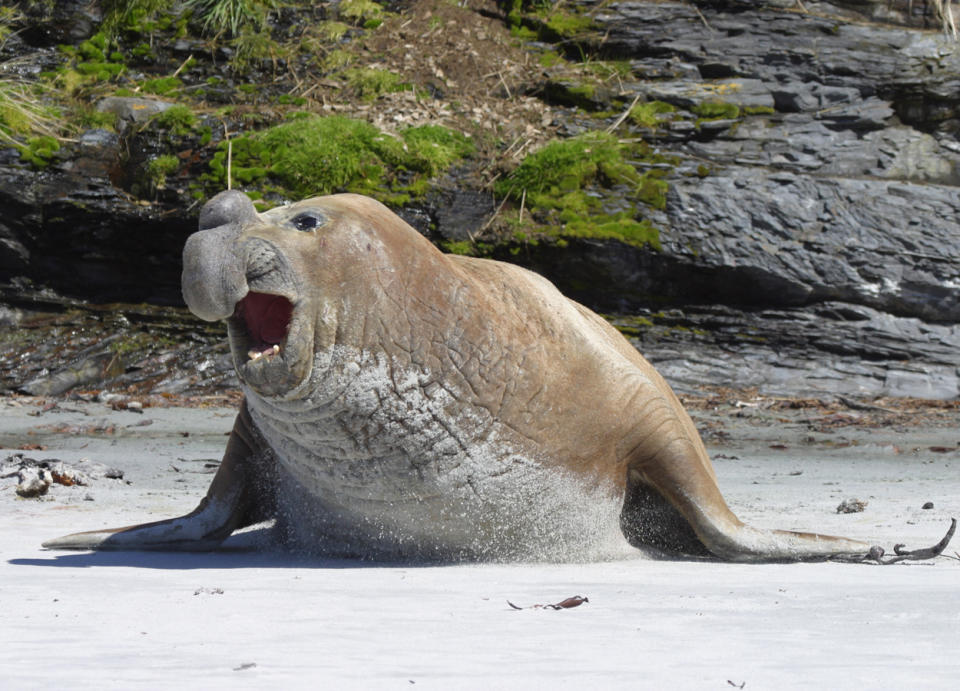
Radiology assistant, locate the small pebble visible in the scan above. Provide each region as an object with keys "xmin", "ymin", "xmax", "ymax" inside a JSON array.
[
  {"xmin": 836, "ymin": 497, "xmax": 867, "ymax": 514},
  {"xmin": 922, "ymin": 501, "xmax": 934, "ymax": 510}
]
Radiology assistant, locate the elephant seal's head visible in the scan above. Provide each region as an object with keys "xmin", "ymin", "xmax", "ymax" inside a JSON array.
[{"xmin": 183, "ymin": 190, "xmax": 423, "ymax": 398}]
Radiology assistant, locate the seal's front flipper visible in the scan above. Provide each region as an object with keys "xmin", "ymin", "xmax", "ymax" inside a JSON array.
[
  {"xmin": 42, "ymin": 402, "xmax": 275, "ymax": 552},
  {"xmin": 40, "ymin": 487, "xmax": 244, "ymax": 551}
]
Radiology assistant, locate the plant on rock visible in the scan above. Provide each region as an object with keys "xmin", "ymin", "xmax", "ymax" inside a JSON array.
[
  {"xmin": 207, "ymin": 115, "xmax": 473, "ymax": 204},
  {"xmin": 494, "ymin": 131, "xmax": 667, "ymax": 249}
]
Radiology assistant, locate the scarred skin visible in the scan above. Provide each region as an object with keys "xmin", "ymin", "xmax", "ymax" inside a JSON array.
[{"xmin": 43, "ymin": 191, "xmax": 955, "ymax": 562}]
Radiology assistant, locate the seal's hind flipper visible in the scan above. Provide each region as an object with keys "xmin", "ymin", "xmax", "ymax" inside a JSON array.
[{"xmin": 43, "ymin": 402, "xmax": 275, "ymax": 552}]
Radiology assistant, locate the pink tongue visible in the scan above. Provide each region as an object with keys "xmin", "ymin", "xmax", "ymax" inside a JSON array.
[{"xmin": 239, "ymin": 293, "xmax": 292, "ymax": 347}]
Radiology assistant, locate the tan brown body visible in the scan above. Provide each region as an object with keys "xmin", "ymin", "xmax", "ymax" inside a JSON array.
[{"xmin": 44, "ymin": 191, "xmax": 954, "ymax": 562}]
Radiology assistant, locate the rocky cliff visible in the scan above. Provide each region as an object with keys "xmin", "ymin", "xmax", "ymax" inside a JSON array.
[{"xmin": 1, "ymin": 0, "xmax": 959, "ymax": 400}]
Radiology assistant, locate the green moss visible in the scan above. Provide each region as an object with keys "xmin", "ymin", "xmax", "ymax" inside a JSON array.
[
  {"xmin": 541, "ymin": 10, "xmax": 594, "ymax": 39},
  {"xmin": 494, "ymin": 131, "xmax": 669, "ymax": 249},
  {"xmin": 510, "ymin": 24, "xmax": 538, "ymax": 40},
  {"xmin": 342, "ymin": 67, "xmax": 410, "ymax": 100},
  {"xmin": 565, "ymin": 83, "xmax": 595, "ymax": 104},
  {"xmin": 275, "ymin": 94, "xmax": 308, "ymax": 106},
  {"xmin": 506, "ymin": 0, "xmax": 523, "ymax": 28},
  {"xmin": 401, "ymin": 125, "xmax": 474, "ymax": 176},
  {"xmin": 538, "ymin": 49, "xmax": 564, "ymax": 68},
  {"xmin": 75, "ymin": 61, "xmax": 125, "ymax": 80},
  {"xmin": 152, "ymin": 104, "xmax": 197, "ymax": 135},
  {"xmin": 207, "ymin": 115, "xmax": 472, "ymax": 203},
  {"xmin": 612, "ymin": 316, "xmax": 654, "ymax": 338},
  {"xmin": 141, "ymin": 76, "xmax": 182, "ymax": 95},
  {"xmin": 18, "ymin": 135, "xmax": 60, "ymax": 168},
  {"xmin": 743, "ymin": 105, "xmax": 776, "ymax": 115},
  {"xmin": 69, "ymin": 31, "xmax": 126, "ymax": 82},
  {"xmin": 102, "ymin": 0, "xmax": 177, "ymax": 34},
  {"xmin": 506, "ymin": 4, "xmax": 596, "ymax": 42},
  {"xmin": 691, "ymin": 100, "xmax": 740, "ymax": 120},
  {"xmin": 78, "ymin": 34, "xmax": 107, "ymax": 62},
  {"xmin": 496, "ymin": 132, "xmax": 640, "ymax": 207},
  {"xmin": 440, "ymin": 240, "xmax": 475, "ymax": 256},
  {"xmin": 338, "ymin": 0, "xmax": 382, "ymax": 25},
  {"xmin": 132, "ymin": 42, "xmax": 155, "ymax": 59},
  {"xmin": 145, "ymin": 154, "xmax": 180, "ymax": 187},
  {"xmin": 629, "ymin": 100, "xmax": 676, "ymax": 128},
  {"xmin": 543, "ymin": 80, "xmax": 608, "ymax": 110},
  {"xmin": 637, "ymin": 171, "xmax": 668, "ymax": 210},
  {"xmin": 563, "ymin": 215, "xmax": 661, "ymax": 249}
]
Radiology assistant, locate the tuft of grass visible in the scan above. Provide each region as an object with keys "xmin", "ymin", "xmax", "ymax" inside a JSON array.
[
  {"xmin": 144, "ymin": 153, "xmax": 180, "ymax": 187},
  {"xmin": 230, "ymin": 25, "xmax": 280, "ymax": 72},
  {"xmin": 152, "ymin": 104, "xmax": 198, "ymax": 135},
  {"xmin": 0, "ymin": 82, "xmax": 56, "ymax": 136},
  {"xmin": 315, "ymin": 20, "xmax": 350, "ymax": 41},
  {"xmin": 0, "ymin": 79, "xmax": 63, "ymax": 165},
  {"xmin": 321, "ymin": 49, "xmax": 354, "ymax": 72},
  {"xmin": 586, "ymin": 60, "xmax": 633, "ymax": 81},
  {"xmin": 342, "ymin": 67, "xmax": 410, "ymax": 100},
  {"xmin": 629, "ymin": 100, "xmax": 676, "ymax": 128},
  {"xmin": 183, "ymin": 0, "xmax": 277, "ymax": 37}
]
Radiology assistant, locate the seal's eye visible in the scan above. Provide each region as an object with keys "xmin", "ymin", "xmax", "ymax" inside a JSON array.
[{"xmin": 291, "ymin": 211, "xmax": 325, "ymax": 232}]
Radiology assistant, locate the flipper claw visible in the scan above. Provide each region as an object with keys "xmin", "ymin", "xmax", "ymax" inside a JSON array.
[{"xmin": 870, "ymin": 518, "xmax": 957, "ymax": 564}]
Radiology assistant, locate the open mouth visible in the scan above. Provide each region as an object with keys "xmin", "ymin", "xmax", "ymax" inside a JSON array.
[{"xmin": 234, "ymin": 291, "xmax": 294, "ymax": 362}]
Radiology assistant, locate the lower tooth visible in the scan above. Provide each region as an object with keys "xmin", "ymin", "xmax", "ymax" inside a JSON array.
[{"xmin": 247, "ymin": 345, "xmax": 280, "ymax": 362}]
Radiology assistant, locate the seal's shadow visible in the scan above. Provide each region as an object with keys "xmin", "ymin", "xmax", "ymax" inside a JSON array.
[{"xmin": 8, "ymin": 527, "xmax": 415, "ymax": 570}]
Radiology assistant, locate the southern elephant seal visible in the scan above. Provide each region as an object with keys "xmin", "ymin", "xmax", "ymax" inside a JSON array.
[{"xmin": 44, "ymin": 191, "xmax": 955, "ymax": 562}]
